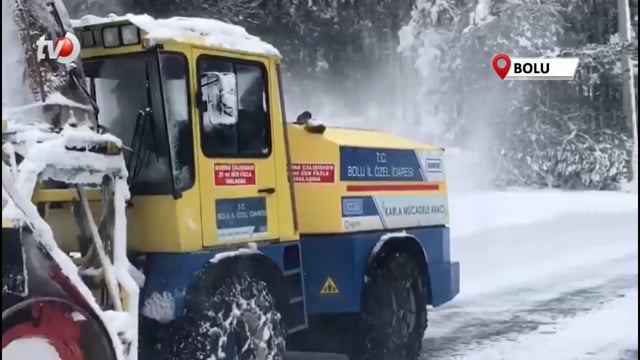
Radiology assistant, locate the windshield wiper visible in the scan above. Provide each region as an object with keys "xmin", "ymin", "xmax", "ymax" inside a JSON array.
[{"xmin": 127, "ymin": 108, "xmax": 153, "ymax": 185}]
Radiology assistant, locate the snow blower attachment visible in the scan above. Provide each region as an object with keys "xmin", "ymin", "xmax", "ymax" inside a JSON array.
[
  {"xmin": 3, "ymin": 0, "xmax": 139, "ymax": 358},
  {"xmin": 1, "ymin": 123, "xmax": 139, "ymax": 360}
]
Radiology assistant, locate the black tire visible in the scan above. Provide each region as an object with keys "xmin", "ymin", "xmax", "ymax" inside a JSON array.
[
  {"xmin": 170, "ymin": 272, "xmax": 286, "ymax": 360},
  {"xmin": 349, "ymin": 251, "xmax": 428, "ymax": 360}
]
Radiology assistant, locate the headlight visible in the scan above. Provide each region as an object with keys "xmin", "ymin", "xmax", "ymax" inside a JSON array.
[
  {"xmin": 102, "ymin": 26, "xmax": 120, "ymax": 48},
  {"xmin": 121, "ymin": 24, "xmax": 140, "ymax": 45}
]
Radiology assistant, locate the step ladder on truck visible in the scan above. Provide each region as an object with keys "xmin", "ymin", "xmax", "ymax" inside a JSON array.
[{"xmin": 1, "ymin": 6, "xmax": 460, "ymax": 360}]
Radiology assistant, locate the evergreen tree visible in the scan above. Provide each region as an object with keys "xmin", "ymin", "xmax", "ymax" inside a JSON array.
[
  {"xmin": 64, "ymin": 0, "xmax": 637, "ymax": 189},
  {"xmin": 400, "ymin": 0, "xmax": 635, "ymax": 189}
]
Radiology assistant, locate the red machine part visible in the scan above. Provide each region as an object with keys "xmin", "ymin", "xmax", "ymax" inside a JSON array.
[{"xmin": 2, "ymin": 300, "xmax": 85, "ymax": 360}]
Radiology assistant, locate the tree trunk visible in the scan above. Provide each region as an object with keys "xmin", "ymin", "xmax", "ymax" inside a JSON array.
[{"xmin": 618, "ymin": 0, "xmax": 638, "ymax": 191}]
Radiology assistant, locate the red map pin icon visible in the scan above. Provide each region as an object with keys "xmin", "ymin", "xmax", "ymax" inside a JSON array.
[{"xmin": 492, "ymin": 54, "xmax": 511, "ymax": 80}]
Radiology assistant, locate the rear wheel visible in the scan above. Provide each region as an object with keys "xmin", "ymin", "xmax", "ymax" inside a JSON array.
[
  {"xmin": 349, "ymin": 252, "xmax": 428, "ymax": 360},
  {"xmin": 171, "ymin": 273, "xmax": 285, "ymax": 360},
  {"xmin": 2, "ymin": 298, "xmax": 116, "ymax": 360}
]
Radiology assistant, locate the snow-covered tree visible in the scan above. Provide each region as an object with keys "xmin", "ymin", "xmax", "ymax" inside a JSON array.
[
  {"xmin": 400, "ymin": 0, "xmax": 635, "ymax": 190},
  {"xmin": 62, "ymin": 0, "xmax": 636, "ymax": 189}
]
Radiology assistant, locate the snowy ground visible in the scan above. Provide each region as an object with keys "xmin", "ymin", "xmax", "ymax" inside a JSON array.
[{"xmin": 288, "ymin": 189, "xmax": 638, "ymax": 360}]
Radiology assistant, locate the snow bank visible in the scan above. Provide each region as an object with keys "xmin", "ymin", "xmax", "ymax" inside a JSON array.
[
  {"xmin": 460, "ymin": 289, "xmax": 638, "ymax": 360},
  {"xmin": 71, "ymin": 14, "xmax": 280, "ymax": 56},
  {"xmin": 450, "ymin": 191, "xmax": 637, "ymax": 300},
  {"xmin": 449, "ymin": 190, "xmax": 638, "ymax": 239}
]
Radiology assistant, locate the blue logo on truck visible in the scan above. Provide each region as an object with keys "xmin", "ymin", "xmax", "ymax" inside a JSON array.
[
  {"xmin": 342, "ymin": 198, "xmax": 364, "ymax": 216},
  {"xmin": 215, "ymin": 197, "xmax": 267, "ymax": 241},
  {"xmin": 425, "ymin": 158, "xmax": 442, "ymax": 173},
  {"xmin": 339, "ymin": 146, "xmax": 425, "ymax": 182}
]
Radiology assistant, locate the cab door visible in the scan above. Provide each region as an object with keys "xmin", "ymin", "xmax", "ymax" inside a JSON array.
[{"xmin": 192, "ymin": 48, "xmax": 279, "ymax": 247}]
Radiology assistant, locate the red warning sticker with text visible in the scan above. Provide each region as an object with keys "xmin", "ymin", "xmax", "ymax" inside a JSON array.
[
  {"xmin": 214, "ymin": 163, "xmax": 256, "ymax": 186},
  {"xmin": 291, "ymin": 163, "xmax": 335, "ymax": 183}
]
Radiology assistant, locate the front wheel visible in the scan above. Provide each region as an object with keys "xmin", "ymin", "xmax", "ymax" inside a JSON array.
[
  {"xmin": 349, "ymin": 251, "xmax": 428, "ymax": 360},
  {"xmin": 170, "ymin": 273, "xmax": 285, "ymax": 360}
]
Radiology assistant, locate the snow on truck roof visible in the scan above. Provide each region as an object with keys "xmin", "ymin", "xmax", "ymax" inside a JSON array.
[{"xmin": 71, "ymin": 14, "xmax": 280, "ymax": 57}]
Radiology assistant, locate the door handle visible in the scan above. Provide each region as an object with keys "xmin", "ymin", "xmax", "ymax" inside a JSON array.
[{"xmin": 258, "ymin": 187, "xmax": 275, "ymax": 194}]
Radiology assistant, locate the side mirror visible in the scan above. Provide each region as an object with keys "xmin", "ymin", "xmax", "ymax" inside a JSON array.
[
  {"xmin": 295, "ymin": 111, "xmax": 312, "ymax": 124},
  {"xmin": 295, "ymin": 110, "xmax": 326, "ymax": 134},
  {"xmin": 199, "ymin": 72, "xmax": 237, "ymax": 132}
]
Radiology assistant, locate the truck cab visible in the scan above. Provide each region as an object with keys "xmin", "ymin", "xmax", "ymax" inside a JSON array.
[{"xmin": 72, "ymin": 15, "xmax": 298, "ymax": 254}]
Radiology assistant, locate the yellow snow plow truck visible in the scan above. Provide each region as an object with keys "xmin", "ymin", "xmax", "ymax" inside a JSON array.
[{"xmin": 2, "ymin": 8, "xmax": 459, "ymax": 360}]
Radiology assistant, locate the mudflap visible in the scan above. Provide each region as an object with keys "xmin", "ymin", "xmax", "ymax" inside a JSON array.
[
  {"xmin": 2, "ymin": 227, "xmax": 28, "ymax": 301},
  {"xmin": 428, "ymin": 261, "xmax": 460, "ymax": 307}
]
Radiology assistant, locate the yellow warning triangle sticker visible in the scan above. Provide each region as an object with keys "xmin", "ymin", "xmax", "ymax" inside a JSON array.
[{"xmin": 320, "ymin": 277, "xmax": 340, "ymax": 294}]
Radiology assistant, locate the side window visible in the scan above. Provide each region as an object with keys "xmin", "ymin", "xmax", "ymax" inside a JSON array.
[{"xmin": 197, "ymin": 56, "xmax": 271, "ymax": 157}]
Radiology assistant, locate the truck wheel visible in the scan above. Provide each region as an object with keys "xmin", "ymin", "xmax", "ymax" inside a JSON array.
[
  {"xmin": 171, "ymin": 273, "xmax": 285, "ymax": 360},
  {"xmin": 349, "ymin": 252, "xmax": 428, "ymax": 360}
]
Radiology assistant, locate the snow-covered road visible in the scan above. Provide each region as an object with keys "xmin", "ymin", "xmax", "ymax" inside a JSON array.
[
  {"xmin": 288, "ymin": 190, "xmax": 638, "ymax": 360},
  {"xmin": 425, "ymin": 212, "xmax": 637, "ymax": 359},
  {"xmin": 424, "ymin": 190, "xmax": 638, "ymax": 360}
]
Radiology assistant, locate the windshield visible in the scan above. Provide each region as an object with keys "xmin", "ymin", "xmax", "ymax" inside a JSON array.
[{"xmin": 84, "ymin": 52, "xmax": 194, "ymax": 195}]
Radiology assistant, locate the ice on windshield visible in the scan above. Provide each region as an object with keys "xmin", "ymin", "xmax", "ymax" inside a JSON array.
[{"xmin": 201, "ymin": 71, "xmax": 238, "ymax": 131}]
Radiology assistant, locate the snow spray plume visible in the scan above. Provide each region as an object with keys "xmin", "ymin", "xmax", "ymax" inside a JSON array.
[
  {"xmin": 282, "ymin": 44, "xmax": 494, "ymax": 193},
  {"xmin": 3, "ymin": 0, "xmax": 95, "ymax": 128},
  {"xmin": 282, "ymin": 52, "xmax": 424, "ymax": 138}
]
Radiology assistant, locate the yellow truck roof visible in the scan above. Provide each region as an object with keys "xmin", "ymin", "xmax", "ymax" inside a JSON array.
[
  {"xmin": 322, "ymin": 127, "xmax": 443, "ymax": 151},
  {"xmin": 71, "ymin": 14, "xmax": 280, "ymax": 58}
]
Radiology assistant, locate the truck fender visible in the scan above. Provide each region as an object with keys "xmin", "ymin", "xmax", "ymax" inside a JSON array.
[
  {"xmin": 187, "ymin": 248, "xmax": 289, "ymax": 323},
  {"xmin": 366, "ymin": 232, "xmax": 432, "ymax": 303}
]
